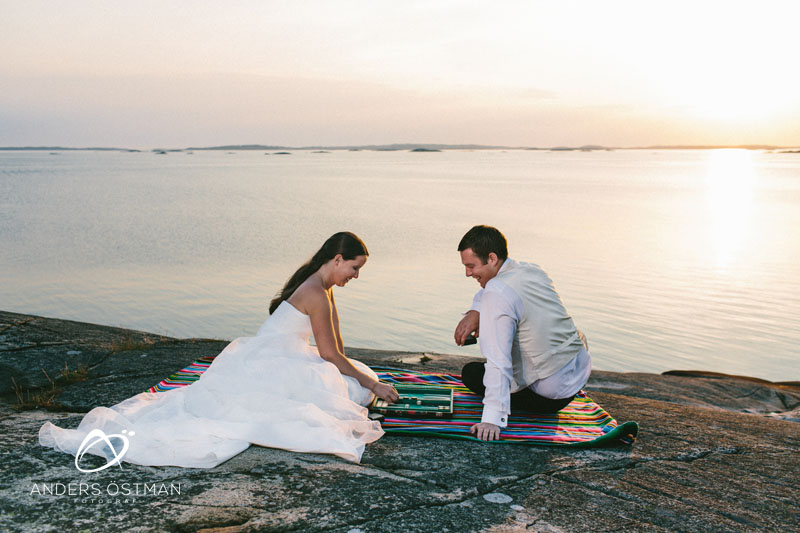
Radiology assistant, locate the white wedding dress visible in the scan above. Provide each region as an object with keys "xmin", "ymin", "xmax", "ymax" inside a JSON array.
[{"xmin": 39, "ymin": 301, "xmax": 384, "ymax": 466}]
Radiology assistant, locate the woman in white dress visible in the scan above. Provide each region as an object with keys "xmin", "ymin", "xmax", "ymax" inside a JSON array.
[{"xmin": 39, "ymin": 232, "xmax": 399, "ymax": 467}]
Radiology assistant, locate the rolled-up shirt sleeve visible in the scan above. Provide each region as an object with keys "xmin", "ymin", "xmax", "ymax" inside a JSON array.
[{"xmin": 478, "ymin": 287, "xmax": 517, "ymax": 427}]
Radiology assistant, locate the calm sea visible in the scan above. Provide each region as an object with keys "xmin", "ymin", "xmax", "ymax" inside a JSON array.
[{"xmin": 1, "ymin": 149, "xmax": 798, "ymax": 381}]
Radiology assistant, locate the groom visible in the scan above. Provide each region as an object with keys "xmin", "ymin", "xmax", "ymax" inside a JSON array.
[{"xmin": 453, "ymin": 225, "xmax": 592, "ymax": 441}]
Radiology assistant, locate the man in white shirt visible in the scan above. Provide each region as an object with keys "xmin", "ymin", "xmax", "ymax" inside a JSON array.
[{"xmin": 454, "ymin": 225, "xmax": 591, "ymax": 441}]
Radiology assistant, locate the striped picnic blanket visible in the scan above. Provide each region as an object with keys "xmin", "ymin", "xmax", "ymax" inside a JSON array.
[
  {"xmin": 148, "ymin": 355, "xmax": 216, "ymax": 392},
  {"xmin": 148, "ymin": 357, "xmax": 637, "ymax": 447},
  {"xmin": 372, "ymin": 367, "xmax": 637, "ymax": 447}
]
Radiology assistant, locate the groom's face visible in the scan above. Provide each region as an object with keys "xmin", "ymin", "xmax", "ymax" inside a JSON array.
[{"xmin": 460, "ymin": 248, "xmax": 499, "ymax": 288}]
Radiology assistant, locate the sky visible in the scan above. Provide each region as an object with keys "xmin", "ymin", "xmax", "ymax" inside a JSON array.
[{"xmin": 1, "ymin": 1, "xmax": 799, "ymax": 149}]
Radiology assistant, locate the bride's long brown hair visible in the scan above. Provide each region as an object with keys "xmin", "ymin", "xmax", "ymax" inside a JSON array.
[{"xmin": 269, "ymin": 232, "xmax": 369, "ymax": 314}]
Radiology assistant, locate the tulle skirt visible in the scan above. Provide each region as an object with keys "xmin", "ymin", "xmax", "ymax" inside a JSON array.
[{"xmin": 39, "ymin": 326, "xmax": 384, "ymax": 467}]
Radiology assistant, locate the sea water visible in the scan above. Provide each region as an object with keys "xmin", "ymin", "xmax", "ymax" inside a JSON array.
[{"xmin": 1, "ymin": 148, "xmax": 798, "ymax": 381}]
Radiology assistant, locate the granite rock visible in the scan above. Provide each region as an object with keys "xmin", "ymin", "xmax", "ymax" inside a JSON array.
[{"xmin": 1, "ymin": 310, "xmax": 798, "ymax": 532}]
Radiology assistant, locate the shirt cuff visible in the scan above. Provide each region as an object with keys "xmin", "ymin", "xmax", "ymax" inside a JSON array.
[{"xmin": 481, "ymin": 407, "xmax": 509, "ymax": 428}]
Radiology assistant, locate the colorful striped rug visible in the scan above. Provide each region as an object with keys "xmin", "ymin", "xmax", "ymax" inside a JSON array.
[
  {"xmin": 147, "ymin": 357, "xmax": 637, "ymax": 447},
  {"xmin": 147, "ymin": 355, "xmax": 216, "ymax": 392},
  {"xmin": 372, "ymin": 366, "xmax": 637, "ymax": 447}
]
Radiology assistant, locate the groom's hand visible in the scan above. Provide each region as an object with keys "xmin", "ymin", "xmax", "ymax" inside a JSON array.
[
  {"xmin": 454, "ymin": 310, "xmax": 480, "ymax": 345},
  {"xmin": 470, "ymin": 422, "xmax": 501, "ymax": 441}
]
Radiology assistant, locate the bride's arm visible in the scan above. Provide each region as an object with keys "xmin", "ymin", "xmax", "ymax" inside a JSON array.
[
  {"xmin": 307, "ymin": 288, "xmax": 398, "ymax": 403},
  {"xmin": 330, "ymin": 292, "xmax": 345, "ymax": 354}
]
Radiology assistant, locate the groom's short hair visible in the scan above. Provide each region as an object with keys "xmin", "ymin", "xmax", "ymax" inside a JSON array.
[{"xmin": 458, "ymin": 225, "xmax": 509, "ymax": 264}]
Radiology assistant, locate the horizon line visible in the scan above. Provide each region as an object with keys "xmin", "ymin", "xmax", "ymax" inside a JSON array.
[{"xmin": 2, "ymin": 143, "xmax": 799, "ymax": 152}]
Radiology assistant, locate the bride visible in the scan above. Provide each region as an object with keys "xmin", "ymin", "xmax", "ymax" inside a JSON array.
[{"xmin": 39, "ymin": 232, "xmax": 399, "ymax": 466}]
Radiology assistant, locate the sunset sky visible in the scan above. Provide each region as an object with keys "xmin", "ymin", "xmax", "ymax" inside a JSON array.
[{"xmin": 2, "ymin": 1, "xmax": 799, "ymax": 148}]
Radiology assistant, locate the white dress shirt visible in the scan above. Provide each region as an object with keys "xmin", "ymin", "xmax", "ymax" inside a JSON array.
[{"xmin": 469, "ymin": 260, "xmax": 592, "ymax": 427}]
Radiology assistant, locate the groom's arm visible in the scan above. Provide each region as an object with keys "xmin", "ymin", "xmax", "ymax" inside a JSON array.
[
  {"xmin": 477, "ymin": 289, "xmax": 516, "ymax": 428},
  {"xmin": 455, "ymin": 290, "xmax": 484, "ymax": 345},
  {"xmin": 469, "ymin": 289, "xmax": 483, "ymax": 312}
]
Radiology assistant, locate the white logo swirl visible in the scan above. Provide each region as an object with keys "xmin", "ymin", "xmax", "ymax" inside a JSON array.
[{"xmin": 74, "ymin": 428, "xmax": 133, "ymax": 473}]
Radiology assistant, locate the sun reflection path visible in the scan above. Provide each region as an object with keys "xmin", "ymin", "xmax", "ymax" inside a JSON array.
[{"xmin": 705, "ymin": 149, "xmax": 756, "ymax": 269}]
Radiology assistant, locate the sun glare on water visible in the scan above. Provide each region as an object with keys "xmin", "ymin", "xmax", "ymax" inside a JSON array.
[{"xmin": 705, "ymin": 149, "xmax": 756, "ymax": 269}]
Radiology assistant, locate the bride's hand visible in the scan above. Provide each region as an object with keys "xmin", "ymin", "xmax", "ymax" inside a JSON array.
[{"xmin": 371, "ymin": 381, "xmax": 399, "ymax": 403}]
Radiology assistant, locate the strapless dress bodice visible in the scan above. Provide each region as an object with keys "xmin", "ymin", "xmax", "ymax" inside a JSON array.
[{"xmin": 256, "ymin": 300, "xmax": 312, "ymax": 338}]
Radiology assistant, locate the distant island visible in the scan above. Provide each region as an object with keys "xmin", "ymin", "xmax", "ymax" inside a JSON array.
[
  {"xmin": 183, "ymin": 143, "xmax": 511, "ymax": 151},
  {"xmin": 2, "ymin": 143, "xmax": 798, "ymax": 152}
]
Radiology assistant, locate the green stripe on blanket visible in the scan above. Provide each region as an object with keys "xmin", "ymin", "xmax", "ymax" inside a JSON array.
[{"xmin": 148, "ymin": 357, "xmax": 637, "ymax": 447}]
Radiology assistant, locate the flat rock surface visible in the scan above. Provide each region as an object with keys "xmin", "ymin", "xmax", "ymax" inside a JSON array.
[{"xmin": 1, "ymin": 310, "xmax": 798, "ymax": 532}]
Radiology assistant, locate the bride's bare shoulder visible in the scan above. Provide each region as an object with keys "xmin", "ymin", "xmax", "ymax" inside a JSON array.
[{"xmin": 287, "ymin": 279, "xmax": 330, "ymax": 315}]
